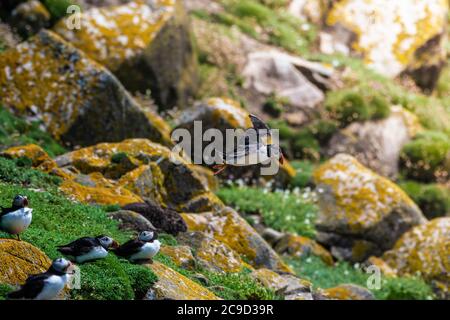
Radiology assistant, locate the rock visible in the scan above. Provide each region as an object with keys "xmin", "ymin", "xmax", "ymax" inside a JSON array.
[
  {"xmin": 0, "ymin": 22, "xmax": 19, "ymax": 50},
  {"xmin": 323, "ymin": 284, "xmax": 375, "ymax": 300},
  {"xmin": 287, "ymin": 0, "xmax": 325, "ymax": 25},
  {"xmin": 273, "ymin": 234, "xmax": 334, "ymax": 266},
  {"xmin": 0, "ymin": 30, "xmax": 171, "ymax": 147},
  {"xmin": 174, "ymin": 97, "xmax": 296, "ymax": 187},
  {"xmin": 313, "ymin": 154, "xmax": 426, "ymax": 262},
  {"xmin": 54, "ymin": 0, "xmax": 198, "ymax": 110},
  {"xmin": 177, "ymin": 231, "xmax": 246, "ymax": 273},
  {"xmin": 366, "ymin": 256, "xmax": 397, "ymax": 278},
  {"xmin": 107, "ymin": 209, "xmax": 156, "ymax": 232},
  {"xmin": 159, "ymin": 245, "xmax": 195, "ymax": 269},
  {"xmin": 261, "ymin": 228, "xmax": 284, "ymax": 246},
  {"xmin": 242, "ymin": 50, "xmax": 328, "ymax": 111},
  {"xmin": 325, "ymin": 0, "xmax": 449, "ymax": 91},
  {"xmin": 382, "ymin": 217, "xmax": 450, "ymax": 299},
  {"xmin": 0, "ymin": 239, "xmax": 51, "ymax": 286},
  {"xmin": 181, "ymin": 207, "xmax": 292, "ymax": 273},
  {"xmin": 54, "ymin": 139, "xmax": 222, "ymax": 211},
  {"xmin": 10, "ymin": 0, "xmax": 50, "ymax": 38},
  {"xmin": 251, "ymin": 268, "xmax": 313, "ymax": 300},
  {"xmin": 122, "ymin": 202, "xmax": 187, "ymax": 236},
  {"xmin": 146, "ymin": 261, "xmax": 220, "ymax": 300},
  {"xmin": 0, "ymin": 144, "xmax": 58, "ymax": 172},
  {"xmin": 325, "ymin": 106, "xmax": 422, "ymax": 178}
]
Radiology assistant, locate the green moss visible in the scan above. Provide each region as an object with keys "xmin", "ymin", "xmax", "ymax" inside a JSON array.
[
  {"xmin": 0, "ymin": 284, "xmax": 13, "ymax": 300},
  {"xmin": 158, "ymin": 233, "xmax": 178, "ymax": 247},
  {"xmin": 102, "ymin": 204, "xmax": 122, "ymax": 213},
  {"xmin": 400, "ymin": 131, "xmax": 450, "ymax": 182},
  {"xmin": 217, "ymin": 186, "xmax": 317, "ymax": 238},
  {"xmin": 287, "ymin": 256, "xmax": 435, "ymax": 300},
  {"xmin": 41, "ymin": 0, "xmax": 76, "ymax": 21},
  {"xmin": 289, "ymin": 160, "xmax": 315, "ymax": 189},
  {"xmin": 111, "ymin": 152, "xmax": 129, "ymax": 164},
  {"xmin": 292, "ymin": 129, "xmax": 321, "ymax": 161},
  {"xmin": 399, "ymin": 181, "xmax": 450, "ymax": 219},
  {"xmin": 263, "ymin": 94, "xmax": 286, "ymax": 117},
  {"xmin": 0, "ymin": 107, "xmax": 66, "ymax": 157}
]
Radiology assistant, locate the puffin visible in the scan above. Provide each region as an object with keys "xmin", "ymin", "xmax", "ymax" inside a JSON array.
[
  {"xmin": 8, "ymin": 258, "xmax": 72, "ymax": 300},
  {"xmin": 0, "ymin": 195, "xmax": 33, "ymax": 241},
  {"xmin": 114, "ymin": 231, "xmax": 160, "ymax": 264},
  {"xmin": 57, "ymin": 235, "xmax": 119, "ymax": 263},
  {"xmin": 213, "ymin": 114, "xmax": 285, "ymax": 175}
]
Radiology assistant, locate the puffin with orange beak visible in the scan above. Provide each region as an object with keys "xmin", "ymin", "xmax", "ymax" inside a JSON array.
[
  {"xmin": 0, "ymin": 195, "xmax": 32, "ymax": 241},
  {"xmin": 213, "ymin": 114, "xmax": 285, "ymax": 175},
  {"xmin": 57, "ymin": 235, "xmax": 119, "ymax": 264}
]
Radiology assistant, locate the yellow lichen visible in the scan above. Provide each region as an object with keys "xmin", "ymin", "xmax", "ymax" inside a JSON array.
[
  {"xmin": 1, "ymin": 144, "xmax": 57, "ymax": 172},
  {"xmin": 160, "ymin": 245, "xmax": 195, "ymax": 268}
]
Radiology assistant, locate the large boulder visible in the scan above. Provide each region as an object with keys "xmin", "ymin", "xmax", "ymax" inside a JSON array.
[
  {"xmin": 0, "ymin": 30, "xmax": 172, "ymax": 147},
  {"xmin": 54, "ymin": 0, "xmax": 198, "ymax": 110},
  {"xmin": 54, "ymin": 139, "xmax": 222, "ymax": 211},
  {"xmin": 324, "ymin": 0, "xmax": 449, "ymax": 91},
  {"xmin": 146, "ymin": 262, "xmax": 220, "ymax": 300},
  {"xmin": 0, "ymin": 239, "xmax": 51, "ymax": 286},
  {"xmin": 322, "ymin": 284, "xmax": 375, "ymax": 300},
  {"xmin": 174, "ymin": 97, "xmax": 296, "ymax": 187},
  {"xmin": 107, "ymin": 209, "xmax": 156, "ymax": 232},
  {"xmin": 313, "ymin": 154, "xmax": 426, "ymax": 262},
  {"xmin": 382, "ymin": 217, "xmax": 450, "ymax": 299},
  {"xmin": 181, "ymin": 207, "xmax": 292, "ymax": 273},
  {"xmin": 325, "ymin": 106, "xmax": 422, "ymax": 178}
]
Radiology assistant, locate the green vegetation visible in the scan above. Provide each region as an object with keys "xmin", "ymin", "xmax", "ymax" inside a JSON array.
[
  {"xmin": 289, "ymin": 160, "xmax": 315, "ymax": 189},
  {"xmin": 399, "ymin": 181, "xmax": 450, "ymax": 219},
  {"xmin": 111, "ymin": 152, "xmax": 129, "ymax": 164},
  {"xmin": 400, "ymin": 131, "xmax": 450, "ymax": 182},
  {"xmin": 287, "ymin": 256, "xmax": 435, "ymax": 300},
  {"xmin": 42, "ymin": 0, "xmax": 76, "ymax": 21},
  {"xmin": 217, "ymin": 186, "xmax": 317, "ymax": 238},
  {"xmin": 0, "ymin": 284, "xmax": 13, "ymax": 300},
  {"xmin": 0, "ymin": 107, "xmax": 66, "ymax": 157}
]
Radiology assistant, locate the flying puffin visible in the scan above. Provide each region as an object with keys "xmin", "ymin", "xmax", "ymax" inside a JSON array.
[
  {"xmin": 213, "ymin": 114, "xmax": 285, "ymax": 175},
  {"xmin": 114, "ymin": 231, "xmax": 160, "ymax": 264},
  {"xmin": 0, "ymin": 195, "xmax": 33, "ymax": 241},
  {"xmin": 57, "ymin": 235, "xmax": 119, "ymax": 263},
  {"xmin": 8, "ymin": 258, "xmax": 72, "ymax": 300}
]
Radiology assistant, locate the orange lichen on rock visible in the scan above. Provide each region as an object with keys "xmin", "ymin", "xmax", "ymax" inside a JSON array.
[
  {"xmin": 147, "ymin": 261, "xmax": 220, "ymax": 300},
  {"xmin": 0, "ymin": 239, "xmax": 51, "ymax": 286},
  {"xmin": 323, "ymin": 284, "xmax": 374, "ymax": 300},
  {"xmin": 1, "ymin": 144, "xmax": 57, "ymax": 172},
  {"xmin": 367, "ymin": 256, "xmax": 397, "ymax": 277},
  {"xmin": 160, "ymin": 245, "xmax": 195, "ymax": 269}
]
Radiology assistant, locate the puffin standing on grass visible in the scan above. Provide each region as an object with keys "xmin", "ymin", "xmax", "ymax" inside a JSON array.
[
  {"xmin": 57, "ymin": 235, "xmax": 119, "ymax": 263},
  {"xmin": 213, "ymin": 114, "xmax": 285, "ymax": 175},
  {"xmin": 0, "ymin": 195, "xmax": 33, "ymax": 241},
  {"xmin": 114, "ymin": 231, "xmax": 161, "ymax": 264},
  {"xmin": 8, "ymin": 258, "xmax": 72, "ymax": 300}
]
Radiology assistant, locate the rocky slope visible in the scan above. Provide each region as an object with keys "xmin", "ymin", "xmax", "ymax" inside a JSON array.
[{"xmin": 0, "ymin": 0, "xmax": 448, "ymax": 300}]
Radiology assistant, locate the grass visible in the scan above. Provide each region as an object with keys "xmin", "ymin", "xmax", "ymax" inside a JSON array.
[
  {"xmin": 289, "ymin": 160, "xmax": 316, "ymax": 189},
  {"xmin": 287, "ymin": 256, "xmax": 435, "ymax": 300},
  {"xmin": 0, "ymin": 107, "xmax": 66, "ymax": 157},
  {"xmin": 41, "ymin": 0, "xmax": 77, "ymax": 21},
  {"xmin": 217, "ymin": 186, "xmax": 317, "ymax": 238}
]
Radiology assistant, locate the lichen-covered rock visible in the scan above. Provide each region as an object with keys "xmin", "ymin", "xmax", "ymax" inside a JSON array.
[
  {"xmin": 382, "ymin": 217, "xmax": 450, "ymax": 299},
  {"xmin": 0, "ymin": 239, "xmax": 51, "ymax": 286},
  {"xmin": 54, "ymin": 0, "xmax": 198, "ymax": 110},
  {"xmin": 313, "ymin": 154, "xmax": 426, "ymax": 262},
  {"xmin": 0, "ymin": 30, "xmax": 171, "ymax": 147},
  {"xmin": 251, "ymin": 268, "xmax": 314, "ymax": 300},
  {"xmin": 325, "ymin": 0, "xmax": 449, "ymax": 91},
  {"xmin": 181, "ymin": 207, "xmax": 292, "ymax": 273},
  {"xmin": 10, "ymin": 0, "xmax": 50, "ymax": 38},
  {"xmin": 273, "ymin": 234, "xmax": 334, "ymax": 266},
  {"xmin": 174, "ymin": 97, "xmax": 296, "ymax": 187},
  {"xmin": 323, "ymin": 284, "xmax": 375, "ymax": 300},
  {"xmin": 160, "ymin": 245, "xmax": 195, "ymax": 269},
  {"xmin": 1, "ymin": 144, "xmax": 58, "ymax": 172},
  {"xmin": 177, "ymin": 231, "xmax": 246, "ymax": 273},
  {"xmin": 325, "ymin": 106, "xmax": 422, "ymax": 178},
  {"xmin": 54, "ymin": 139, "xmax": 222, "ymax": 211},
  {"xmin": 366, "ymin": 256, "xmax": 397, "ymax": 277},
  {"xmin": 107, "ymin": 209, "xmax": 156, "ymax": 232},
  {"xmin": 146, "ymin": 261, "xmax": 220, "ymax": 300}
]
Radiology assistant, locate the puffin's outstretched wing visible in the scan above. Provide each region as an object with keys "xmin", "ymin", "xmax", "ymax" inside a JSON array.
[
  {"xmin": 57, "ymin": 237, "xmax": 98, "ymax": 256},
  {"xmin": 8, "ymin": 273, "xmax": 48, "ymax": 299},
  {"xmin": 114, "ymin": 239, "xmax": 144, "ymax": 258},
  {"xmin": 249, "ymin": 114, "xmax": 271, "ymax": 132}
]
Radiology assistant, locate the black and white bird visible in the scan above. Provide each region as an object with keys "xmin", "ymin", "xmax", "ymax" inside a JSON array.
[
  {"xmin": 0, "ymin": 195, "xmax": 33, "ymax": 241},
  {"xmin": 213, "ymin": 114, "xmax": 285, "ymax": 175},
  {"xmin": 57, "ymin": 235, "xmax": 119, "ymax": 263},
  {"xmin": 114, "ymin": 231, "xmax": 160, "ymax": 264},
  {"xmin": 8, "ymin": 258, "xmax": 72, "ymax": 300}
]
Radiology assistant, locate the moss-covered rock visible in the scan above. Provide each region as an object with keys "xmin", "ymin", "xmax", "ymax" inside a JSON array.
[
  {"xmin": 313, "ymin": 154, "xmax": 426, "ymax": 262},
  {"xmin": 0, "ymin": 239, "xmax": 51, "ymax": 286},
  {"xmin": 322, "ymin": 284, "xmax": 375, "ymax": 300},
  {"xmin": 182, "ymin": 207, "xmax": 292, "ymax": 273},
  {"xmin": 177, "ymin": 231, "xmax": 247, "ymax": 273},
  {"xmin": 146, "ymin": 261, "xmax": 220, "ymax": 300},
  {"xmin": 107, "ymin": 209, "xmax": 156, "ymax": 232},
  {"xmin": 159, "ymin": 245, "xmax": 195, "ymax": 269},
  {"xmin": 0, "ymin": 30, "xmax": 171, "ymax": 147},
  {"xmin": 54, "ymin": 0, "xmax": 198, "ymax": 110},
  {"xmin": 325, "ymin": 0, "xmax": 448, "ymax": 91},
  {"xmin": 175, "ymin": 97, "xmax": 296, "ymax": 187},
  {"xmin": 54, "ymin": 139, "xmax": 222, "ymax": 210},
  {"xmin": 382, "ymin": 217, "xmax": 450, "ymax": 299}
]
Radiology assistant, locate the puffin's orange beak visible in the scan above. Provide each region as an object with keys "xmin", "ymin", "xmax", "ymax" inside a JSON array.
[
  {"xmin": 23, "ymin": 198, "xmax": 29, "ymax": 207},
  {"xmin": 111, "ymin": 240, "xmax": 120, "ymax": 249}
]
